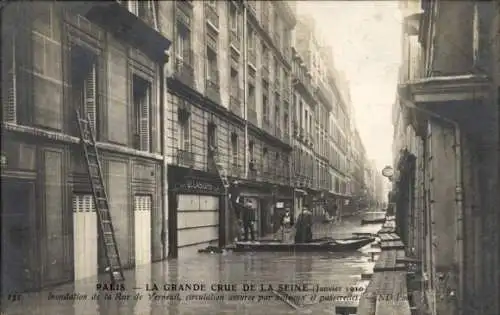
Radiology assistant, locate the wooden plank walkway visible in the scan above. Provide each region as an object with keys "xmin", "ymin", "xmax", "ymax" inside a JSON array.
[
  {"xmin": 357, "ymin": 229, "xmax": 411, "ymax": 315},
  {"xmin": 373, "ymin": 249, "xmax": 406, "ymax": 272}
]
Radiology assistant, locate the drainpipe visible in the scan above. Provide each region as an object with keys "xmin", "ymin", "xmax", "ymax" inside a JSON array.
[
  {"xmin": 398, "ymin": 96, "xmax": 463, "ymax": 315},
  {"xmin": 160, "ymin": 51, "xmax": 170, "ymax": 260},
  {"xmin": 243, "ymin": 3, "xmax": 248, "ymax": 179}
]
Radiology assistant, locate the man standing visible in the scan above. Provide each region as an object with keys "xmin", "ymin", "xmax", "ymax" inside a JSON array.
[
  {"xmin": 294, "ymin": 208, "xmax": 313, "ymax": 243},
  {"xmin": 241, "ymin": 199, "xmax": 256, "ymax": 242}
]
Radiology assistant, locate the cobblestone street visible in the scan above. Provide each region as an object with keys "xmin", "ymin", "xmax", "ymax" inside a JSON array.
[{"xmin": 2, "ymin": 218, "xmax": 381, "ymax": 315}]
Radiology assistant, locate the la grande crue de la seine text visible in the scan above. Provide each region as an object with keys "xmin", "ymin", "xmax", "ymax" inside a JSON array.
[{"xmin": 96, "ymin": 283, "xmax": 363, "ymax": 293}]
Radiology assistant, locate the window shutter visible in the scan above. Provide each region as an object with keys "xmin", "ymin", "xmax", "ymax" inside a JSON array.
[
  {"xmin": 140, "ymin": 89, "xmax": 150, "ymax": 151},
  {"xmin": 84, "ymin": 65, "xmax": 97, "ymax": 133},
  {"xmin": 2, "ymin": 35, "xmax": 17, "ymax": 123}
]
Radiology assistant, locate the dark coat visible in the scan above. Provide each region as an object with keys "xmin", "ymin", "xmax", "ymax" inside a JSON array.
[{"xmin": 241, "ymin": 204, "xmax": 256, "ymax": 223}]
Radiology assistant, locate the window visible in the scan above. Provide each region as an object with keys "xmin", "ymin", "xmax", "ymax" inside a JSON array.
[
  {"xmin": 247, "ymin": 26, "xmax": 255, "ymax": 50},
  {"xmin": 275, "ymin": 105, "xmax": 280, "ymax": 126},
  {"xmin": 208, "ymin": 0, "xmax": 217, "ymax": 7},
  {"xmin": 262, "ymin": 45, "xmax": 269, "ymax": 67},
  {"xmin": 178, "ymin": 109, "xmax": 191, "ymax": 151},
  {"xmin": 207, "ymin": 123, "xmax": 217, "ymax": 151},
  {"xmin": 275, "ymin": 152, "xmax": 280, "ymax": 176},
  {"xmin": 283, "ymin": 113, "xmax": 289, "ymax": 134},
  {"xmin": 304, "ymin": 109, "xmax": 308, "ymax": 132},
  {"xmin": 176, "ymin": 23, "xmax": 190, "ymax": 62},
  {"xmin": 71, "ymin": 45, "xmax": 99, "ymax": 137},
  {"xmin": 230, "ymin": 69, "xmax": 239, "ymax": 97},
  {"xmin": 132, "ymin": 75, "xmax": 152, "ymax": 151},
  {"xmin": 248, "ymin": 84, "xmax": 255, "ymax": 109},
  {"xmin": 231, "ymin": 133, "xmax": 238, "ymax": 166},
  {"xmin": 206, "ymin": 48, "xmax": 218, "ymax": 83},
  {"xmin": 249, "ymin": 141, "xmax": 254, "ymax": 161},
  {"xmin": 263, "ymin": 147, "xmax": 268, "ymax": 172},
  {"xmin": 229, "ymin": 4, "xmax": 238, "ymax": 33},
  {"xmin": 262, "ymin": 94, "xmax": 268, "ymax": 121}
]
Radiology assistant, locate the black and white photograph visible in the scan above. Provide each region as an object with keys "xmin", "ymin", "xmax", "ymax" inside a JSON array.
[{"xmin": 1, "ymin": 0, "xmax": 499, "ymax": 314}]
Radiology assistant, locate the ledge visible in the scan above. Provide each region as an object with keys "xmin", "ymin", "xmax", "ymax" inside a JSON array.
[
  {"xmin": 2, "ymin": 123, "xmax": 163, "ymax": 161},
  {"xmin": 398, "ymin": 74, "xmax": 491, "ymax": 104}
]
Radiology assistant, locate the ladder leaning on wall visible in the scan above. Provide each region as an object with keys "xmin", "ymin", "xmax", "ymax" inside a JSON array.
[{"xmin": 75, "ymin": 110, "xmax": 125, "ymax": 283}]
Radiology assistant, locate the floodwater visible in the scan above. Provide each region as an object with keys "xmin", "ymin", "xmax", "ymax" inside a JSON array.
[{"xmin": 1, "ymin": 217, "xmax": 382, "ymax": 315}]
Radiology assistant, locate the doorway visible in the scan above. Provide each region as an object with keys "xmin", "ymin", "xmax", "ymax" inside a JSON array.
[{"xmin": 1, "ymin": 180, "xmax": 35, "ymax": 294}]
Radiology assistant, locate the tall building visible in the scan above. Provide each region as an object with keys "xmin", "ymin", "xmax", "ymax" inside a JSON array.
[
  {"xmin": 1, "ymin": 1, "xmax": 171, "ymax": 291},
  {"xmin": 291, "ymin": 14, "xmax": 356, "ymax": 218},
  {"xmin": 394, "ymin": 1, "xmax": 499, "ymax": 314},
  {"xmin": 159, "ymin": 0, "xmax": 296, "ymax": 256}
]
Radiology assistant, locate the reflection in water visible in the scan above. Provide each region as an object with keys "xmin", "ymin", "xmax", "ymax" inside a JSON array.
[{"xmin": 1, "ymin": 220, "xmax": 382, "ymax": 315}]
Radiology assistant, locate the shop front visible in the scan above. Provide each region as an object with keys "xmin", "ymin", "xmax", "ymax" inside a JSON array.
[
  {"xmin": 236, "ymin": 181, "xmax": 293, "ymax": 239},
  {"xmin": 167, "ymin": 166, "xmax": 225, "ymax": 258}
]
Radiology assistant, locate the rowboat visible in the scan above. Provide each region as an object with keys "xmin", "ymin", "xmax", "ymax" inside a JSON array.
[{"xmin": 232, "ymin": 237, "xmax": 375, "ymax": 253}]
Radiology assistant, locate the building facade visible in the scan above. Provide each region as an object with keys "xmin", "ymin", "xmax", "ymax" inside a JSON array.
[
  {"xmin": 159, "ymin": 0, "xmax": 296, "ymax": 257},
  {"xmin": 291, "ymin": 14, "xmax": 356, "ymax": 219},
  {"xmin": 1, "ymin": 1, "xmax": 171, "ymax": 292},
  {"xmin": 394, "ymin": 1, "xmax": 499, "ymax": 314}
]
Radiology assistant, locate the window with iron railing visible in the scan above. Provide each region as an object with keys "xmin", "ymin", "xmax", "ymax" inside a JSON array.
[{"xmin": 229, "ymin": 2, "xmax": 239, "ymax": 34}]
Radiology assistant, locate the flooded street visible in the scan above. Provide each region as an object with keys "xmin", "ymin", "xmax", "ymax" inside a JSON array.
[{"xmin": 2, "ymin": 217, "xmax": 382, "ymax": 315}]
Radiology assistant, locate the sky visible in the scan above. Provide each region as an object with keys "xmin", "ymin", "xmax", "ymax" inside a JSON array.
[{"xmin": 299, "ymin": 1, "xmax": 403, "ymax": 172}]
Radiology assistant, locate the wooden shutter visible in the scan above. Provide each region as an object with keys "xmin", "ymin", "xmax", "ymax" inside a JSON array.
[
  {"xmin": 140, "ymin": 87, "xmax": 150, "ymax": 151},
  {"xmin": 73, "ymin": 194, "xmax": 95, "ymax": 213},
  {"xmin": 2, "ymin": 35, "xmax": 17, "ymax": 123},
  {"xmin": 84, "ymin": 64, "xmax": 97, "ymax": 134}
]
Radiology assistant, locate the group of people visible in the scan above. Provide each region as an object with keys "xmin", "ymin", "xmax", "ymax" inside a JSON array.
[{"xmin": 232, "ymin": 197, "xmax": 314, "ymax": 243}]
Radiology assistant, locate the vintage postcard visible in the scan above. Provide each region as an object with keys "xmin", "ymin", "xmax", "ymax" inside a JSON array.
[{"xmin": 1, "ymin": 0, "xmax": 499, "ymax": 314}]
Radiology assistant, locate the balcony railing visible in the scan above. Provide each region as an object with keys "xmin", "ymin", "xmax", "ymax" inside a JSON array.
[
  {"xmin": 173, "ymin": 49, "xmax": 195, "ymax": 87},
  {"xmin": 177, "ymin": 149, "xmax": 195, "ymax": 168},
  {"xmin": 247, "ymin": 107, "xmax": 257, "ymax": 125},
  {"xmin": 205, "ymin": 3, "xmax": 219, "ymax": 29},
  {"xmin": 229, "ymin": 31, "xmax": 240, "ymax": 51},
  {"xmin": 248, "ymin": 49, "xmax": 256, "ymax": 67}
]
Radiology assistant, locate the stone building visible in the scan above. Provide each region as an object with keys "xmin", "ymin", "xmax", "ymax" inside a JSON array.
[
  {"xmin": 291, "ymin": 14, "xmax": 355, "ymax": 219},
  {"xmin": 1, "ymin": 1, "xmax": 171, "ymax": 292},
  {"xmin": 158, "ymin": 0, "xmax": 296, "ymax": 256},
  {"xmin": 394, "ymin": 0, "xmax": 499, "ymax": 314}
]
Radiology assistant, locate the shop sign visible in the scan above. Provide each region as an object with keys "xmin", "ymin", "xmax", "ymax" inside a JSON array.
[{"xmin": 175, "ymin": 179, "xmax": 222, "ymax": 193}]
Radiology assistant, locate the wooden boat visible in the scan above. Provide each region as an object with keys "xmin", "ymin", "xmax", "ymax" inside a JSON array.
[
  {"xmin": 361, "ymin": 211, "xmax": 387, "ymax": 225},
  {"xmin": 232, "ymin": 237, "xmax": 375, "ymax": 253}
]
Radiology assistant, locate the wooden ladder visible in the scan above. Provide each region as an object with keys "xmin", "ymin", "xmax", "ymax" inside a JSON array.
[{"xmin": 76, "ymin": 110, "xmax": 125, "ymax": 283}]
